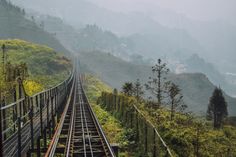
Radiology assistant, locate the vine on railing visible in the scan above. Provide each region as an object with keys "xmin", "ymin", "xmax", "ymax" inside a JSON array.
[{"xmin": 99, "ymin": 92, "xmax": 174, "ymax": 157}]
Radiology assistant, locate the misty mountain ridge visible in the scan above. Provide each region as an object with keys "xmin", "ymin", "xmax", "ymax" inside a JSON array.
[
  {"xmin": 27, "ymin": 11, "xmax": 236, "ymax": 97},
  {"xmin": 79, "ymin": 51, "xmax": 236, "ymax": 116},
  {"xmin": 0, "ymin": 0, "xmax": 69, "ymax": 54},
  {"xmin": 12, "ymin": 0, "xmax": 236, "ymax": 74},
  {"xmin": 6, "ymin": 0, "xmax": 236, "ymax": 112}
]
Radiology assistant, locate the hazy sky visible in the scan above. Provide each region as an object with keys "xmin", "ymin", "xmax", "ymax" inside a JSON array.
[{"xmin": 88, "ymin": 0, "xmax": 236, "ymax": 24}]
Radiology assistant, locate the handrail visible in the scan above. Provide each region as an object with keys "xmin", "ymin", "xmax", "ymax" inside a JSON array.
[
  {"xmin": 0, "ymin": 98, "xmax": 25, "ymax": 110},
  {"xmin": 31, "ymin": 70, "xmax": 73, "ymax": 97},
  {"xmin": 0, "ymin": 59, "xmax": 76, "ymax": 157},
  {"xmin": 133, "ymin": 104, "xmax": 173, "ymax": 157},
  {"xmin": 101, "ymin": 92, "xmax": 174, "ymax": 157},
  {"xmin": 1, "ymin": 69, "xmax": 74, "ymax": 111}
]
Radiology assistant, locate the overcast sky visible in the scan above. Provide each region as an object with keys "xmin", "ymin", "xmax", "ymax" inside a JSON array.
[{"xmin": 87, "ymin": 0, "xmax": 236, "ymax": 24}]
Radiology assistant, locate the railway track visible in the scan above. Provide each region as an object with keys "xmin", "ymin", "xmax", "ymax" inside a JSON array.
[{"xmin": 46, "ymin": 75, "xmax": 115, "ymax": 157}]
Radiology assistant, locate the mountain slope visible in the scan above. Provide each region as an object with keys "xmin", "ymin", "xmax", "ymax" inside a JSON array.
[
  {"xmin": 184, "ymin": 54, "xmax": 236, "ymax": 96},
  {"xmin": 0, "ymin": 0, "xmax": 69, "ymax": 54},
  {"xmin": 79, "ymin": 51, "xmax": 236, "ymax": 116},
  {"xmin": 170, "ymin": 73, "xmax": 236, "ymax": 115},
  {"xmin": 0, "ymin": 39, "xmax": 71, "ymax": 97},
  {"xmin": 12, "ymin": 0, "xmax": 203, "ymax": 59}
]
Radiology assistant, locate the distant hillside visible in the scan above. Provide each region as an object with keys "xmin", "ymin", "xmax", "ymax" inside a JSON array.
[
  {"xmin": 170, "ymin": 73, "xmax": 236, "ymax": 116},
  {"xmin": 12, "ymin": 0, "xmax": 203, "ymax": 60},
  {"xmin": 0, "ymin": 39, "xmax": 71, "ymax": 92},
  {"xmin": 184, "ymin": 54, "xmax": 236, "ymax": 96},
  {"xmin": 0, "ymin": 0, "xmax": 69, "ymax": 54},
  {"xmin": 79, "ymin": 51, "xmax": 151, "ymax": 88},
  {"xmin": 31, "ymin": 13, "xmax": 200, "ymax": 63},
  {"xmin": 79, "ymin": 51, "xmax": 236, "ymax": 116}
]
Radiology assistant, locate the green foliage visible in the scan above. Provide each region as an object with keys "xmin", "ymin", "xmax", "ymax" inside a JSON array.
[
  {"xmin": 84, "ymin": 74, "xmax": 112, "ymax": 103},
  {"xmin": 207, "ymin": 87, "xmax": 228, "ymax": 128},
  {"xmin": 23, "ymin": 80, "xmax": 43, "ymax": 96},
  {"xmin": 79, "ymin": 51, "xmax": 236, "ymax": 116},
  {"xmin": 0, "ymin": 39, "xmax": 71, "ymax": 96},
  {"xmin": 90, "ymin": 103, "xmax": 124, "ymax": 144},
  {"xmin": 133, "ymin": 79, "xmax": 144, "ymax": 101},
  {"xmin": 83, "ymin": 75, "xmax": 132, "ymax": 155},
  {"xmin": 100, "ymin": 92, "xmax": 236, "ymax": 157},
  {"xmin": 119, "ymin": 129, "xmax": 136, "ymax": 149},
  {"xmin": 145, "ymin": 58, "xmax": 170, "ymax": 108},
  {"xmin": 122, "ymin": 82, "xmax": 134, "ymax": 96}
]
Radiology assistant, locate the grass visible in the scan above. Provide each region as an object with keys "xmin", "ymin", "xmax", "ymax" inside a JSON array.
[
  {"xmin": 104, "ymin": 93, "xmax": 236, "ymax": 157},
  {"xmin": 83, "ymin": 74, "xmax": 133, "ymax": 157}
]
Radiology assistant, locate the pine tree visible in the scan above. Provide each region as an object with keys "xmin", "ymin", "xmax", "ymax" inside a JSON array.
[
  {"xmin": 207, "ymin": 87, "xmax": 228, "ymax": 129},
  {"xmin": 133, "ymin": 79, "xmax": 144, "ymax": 102},
  {"xmin": 122, "ymin": 82, "xmax": 133, "ymax": 96},
  {"xmin": 167, "ymin": 82, "xmax": 185, "ymax": 120},
  {"xmin": 145, "ymin": 58, "xmax": 169, "ymax": 108}
]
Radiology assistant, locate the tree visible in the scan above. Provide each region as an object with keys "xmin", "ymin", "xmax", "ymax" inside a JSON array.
[
  {"xmin": 207, "ymin": 87, "xmax": 228, "ymax": 129},
  {"xmin": 167, "ymin": 82, "xmax": 185, "ymax": 120},
  {"xmin": 113, "ymin": 88, "xmax": 118, "ymax": 95},
  {"xmin": 133, "ymin": 79, "xmax": 144, "ymax": 102},
  {"xmin": 145, "ymin": 58, "xmax": 170, "ymax": 108},
  {"xmin": 122, "ymin": 82, "xmax": 133, "ymax": 96}
]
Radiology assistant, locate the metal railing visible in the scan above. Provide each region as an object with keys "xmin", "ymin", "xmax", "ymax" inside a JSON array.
[
  {"xmin": 0, "ymin": 69, "xmax": 75, "ymax": 157},
  {"xmin": 45, "ymin": 74, "xmax": 115, "ymax": 157},
  {"xmin": 100, "ymin": 92, "xmax": 174, "ymax": 157}
]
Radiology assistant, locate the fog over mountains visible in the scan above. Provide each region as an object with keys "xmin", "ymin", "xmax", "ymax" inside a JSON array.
[{"xmin": 11, "ymin": 0, "xmax": 236, "ymax": 97}]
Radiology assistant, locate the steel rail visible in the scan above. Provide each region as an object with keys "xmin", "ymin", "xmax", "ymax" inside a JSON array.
[
  {"xmin": 79, "ymin": 82, "xmax": 94, "ymax": 157},
  {"xmin": 65, "ymin": 78, "xmax": 77, "ymax": 157},
  {"xmin": 79, "ymin": 90, "xmax": 87, "ymax": 157},
  {"xmin": 45, "ymin": 73, "xmax": 76, "ymax": 157},
  {"xmin": 45, "ymin": 74, "xmax": 115, "ymax": 157},
  {"xmin": 80, "ymin": 79, "xmax": 116, "ymax": 157}
]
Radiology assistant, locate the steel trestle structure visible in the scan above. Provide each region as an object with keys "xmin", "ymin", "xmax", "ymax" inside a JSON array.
[
  {"xmin": 45, "ymin": 74, "xmax": 115, "ymax": 157},
  {"xmin": 0, "ymin": 65, "xmax": 115, "ymax": 157}
]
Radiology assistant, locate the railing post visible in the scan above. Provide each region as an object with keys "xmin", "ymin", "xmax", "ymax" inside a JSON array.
[
  {"xmin": 46, "ymin": 92, "xmax": 50, "ymax": 137},
  {"xmin": 153, "ymin": 128, "xmax": 156, "ymax": 157},
  {"xmin": 125, "ymin": 110, "xmax": 128, "ymax": 124},
  {"xmin": 112, "ymin": 94, "xmax": 116, "ymax": 112},
  {"xmin": 130, "ymin": 111, "xmax": 133, "ymax": 128},
  {"xmin": 56, "ymin": 88, "xmax": 60, "ymax": 123},
  {"xmin": 39, "ymin": 94, "xmax": 43, "ymax": 135},
  {"xmin": 19, "ymin": 83, "xmax": 22, "ymax": 118},
  {"xmin": 145, "ymin": 123, "xmax": 148, "ymax": 154},
  {"xmin": 22, "ymin": 99, "xmax": 26, "ymax": 123},
  {"xmin": 136, "ymin": 110, "xmax": 139, "ymax": 141},
  {"xmin": 0, "ymin": 102, "xmax": 3, "ymax": 157},
  {"xmin": 17, "ymin": 117, "xmax": 21, "ymax": 157},
  {"xmin": 2, "ymin": 99, "xmax": 6, "ymax": 140},
  {"xmin": 43, "ymin": 128, "xmax": 47, "ymax": 148},
  {"xmin": 29, "ymin": 99, "xmax": 34, "ymax": 151},
  {"xmin": 51, "ymin": 91, "xmax": 55, "ymax": 132},
  {"xmin": 13, "ymin": 87, "xmax": 17, "ymax": 132},
  {"xmin": 116, "ymin": 95, "xmax": 119, "ymax": 112},
  {"xmin": 36, "ymin": 95, "xmax": 39, "ymax": 109},
  {"xmin": 36, "ymin": 136, "xmax": 41, "ymax": 157}
]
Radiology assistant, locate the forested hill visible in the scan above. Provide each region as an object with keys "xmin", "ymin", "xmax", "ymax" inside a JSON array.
[
  {"xmin": 79, "ymin": 51, "xmax": 236, "ymax": 116},
  {"xmin": 0, "ymin": 0, "xmax": 69, "ymax": 54},
  {"xmin": 0, "ymin": 39, "xmax": 71, "ymax": 95}
]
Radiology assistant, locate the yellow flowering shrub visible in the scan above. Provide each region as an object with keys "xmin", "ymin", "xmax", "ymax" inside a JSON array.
[{"xmin": 23, "ymin": 80, "xmax": 44, "ymax": 96}]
